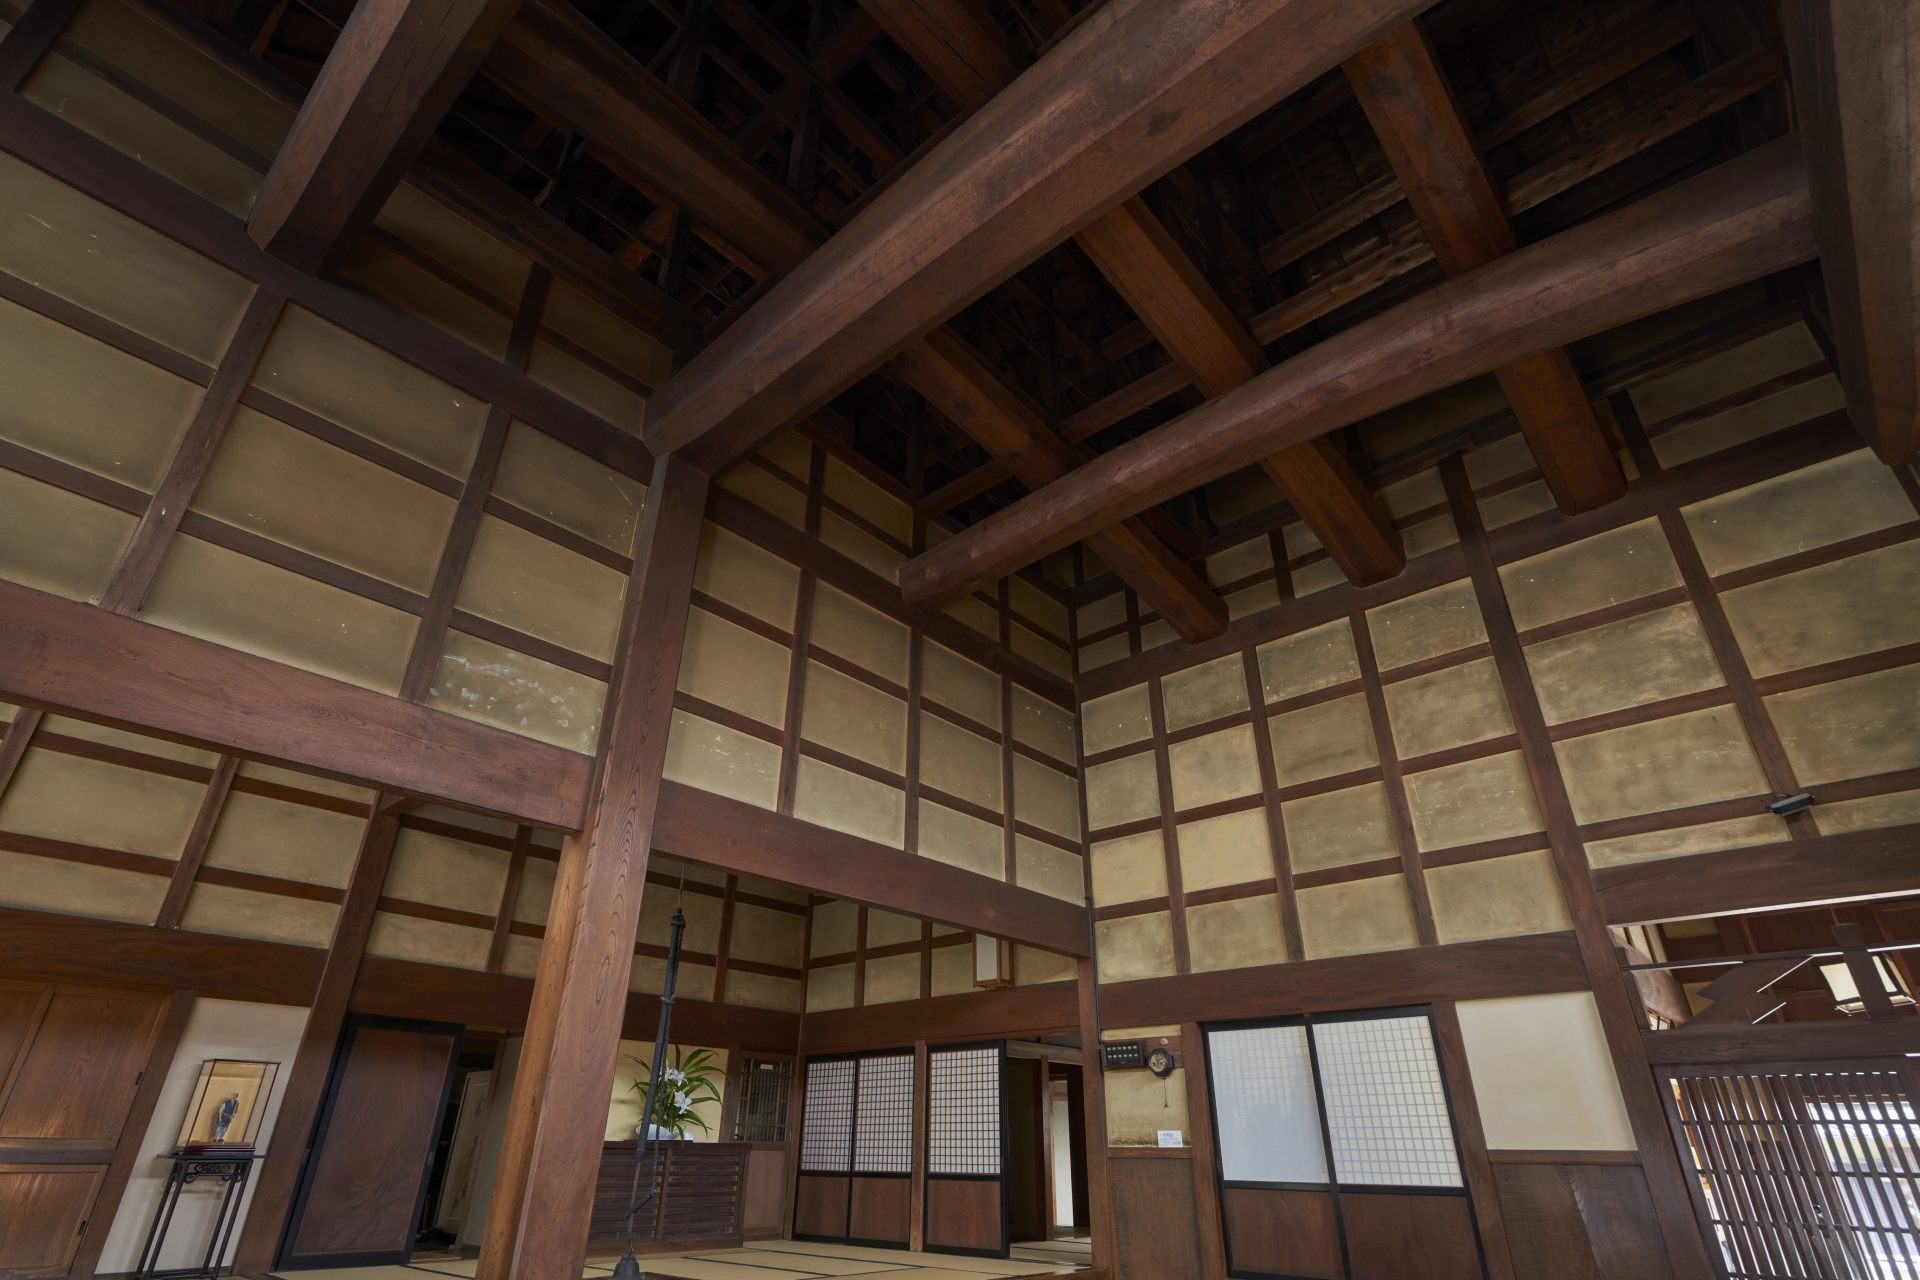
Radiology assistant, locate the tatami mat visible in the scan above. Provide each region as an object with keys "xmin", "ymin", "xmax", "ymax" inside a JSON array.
[{"xmin": 270, "ymin": 1239, "xmax": 1084, "ymax": 1280}]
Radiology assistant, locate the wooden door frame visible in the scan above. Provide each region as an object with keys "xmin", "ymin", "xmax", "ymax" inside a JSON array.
[{"xmin": 276, "ymin": 1013, "xmax": 464, "ymax": 1269}]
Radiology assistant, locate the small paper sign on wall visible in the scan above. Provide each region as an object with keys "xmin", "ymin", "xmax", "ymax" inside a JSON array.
[{"xmin": 1157, "ymin": 1129, "xmax": 1184, "ymax": 1148}]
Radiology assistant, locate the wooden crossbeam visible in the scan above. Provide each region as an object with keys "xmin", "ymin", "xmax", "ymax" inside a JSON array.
[
  {"xmin": 899, "ymin": 141, "xmax": 1816, "ymax": 603},
  {"xmin": 865, "ymin": 0, "xmax": 1403, "ymax": 587},
  {"xmin": 249, "ymin": 0, "xmax": 525, "ymax": 273},
  {"xmin": 1782, "ymin": 0, "xmax": 1919, "ymax": 465},
  {"xmin": 1345, "ymin": 23, "xmax": 1625, "ymax": 513},
  {"xmin": 893, "ymin": 331, "xmax": 1227, "ymax": 638},
  {"xmin": 642, "ymin": 0, "xmax": 1433, "ymax": 470}
]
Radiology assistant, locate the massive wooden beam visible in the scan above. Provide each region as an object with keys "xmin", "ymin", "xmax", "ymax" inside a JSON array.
[
  {"xmin": 891, "ymin": 331, "xmax": 1226, "ymax": 640},
  {"xmin": 487, "ymin": 0, "xmax": 1226, "ymax": 636},
  {"xmin": 486, "ymin": 0, "xmax": 822, "ymax": 277},
  {"xmin": 1075, "ymin": 200, "xmax": 1405, "ymax": 584},
  {"xmin": 654, "ymin": 777, "xmax": 1090, "ymax": 956},
  {"xmin": 869, "ymin": 1, "xmax": 1402, "ymax": 588},
  {"xmin": 1344, "ymin": 23, "xmax": 1625, "ymax": 512},
  {"xmin": 249, "ymin": 0, "xmax": 525, "ymax": 273},
  {"xmin": 478, "ymin": 457, "xmax": 707, "ymax": 1280},
  {"xmin": 1595, "ymin": 822, "xmax": 1920, "ymax": 925},
  {"xmin": 644, "ymin": 0, "xmax": 1432, "ymax": 470},
  {"xmin": 900, "ymin": 141, "xmax": 1816, "ymax": 602},
  {"xmin": 1782, "ymin": 0, "xmax": 1919, "ymax": 465},
  {"xmin": 0, "ymin": 580, "xmax": 591, "ymax": 828}
]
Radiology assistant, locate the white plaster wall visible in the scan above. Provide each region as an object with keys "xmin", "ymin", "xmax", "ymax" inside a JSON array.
[
  {"xmin": 96, "ymin": 998, "xmax": 310, "ymax": 1273},
  {"xmin": 1455, "ymin": 990, "xmax": 1637, "ymax": 1151}
]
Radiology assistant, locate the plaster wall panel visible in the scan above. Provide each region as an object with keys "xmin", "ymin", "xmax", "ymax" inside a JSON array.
[
  {"xmin": 203, "ymin": 792, "xmax": 363, "ymax": 888},
  {"xmin": 1177, "ymin": 808, "xmax": 1274, "ymax": 894},
  {"xmin": 1455, "ymin": 992, "xmax": 1635, "ymax": 1150},
  {"xmin": 810, "ymin": 585, "xmax": 909, "ymax": 684},
  {"xmin": 1256, "ymin": 621, "xmax": 1361, "ymax": 703},
  {"xmin": 1426, "ymin": 851, "xmax": 1568, "ymax": 944},
  {"xmin": 1383, "ymin": 657, "xmax": 1513, "ymax": 758},
  {"xmin": 1084, "ymin": 751, "xmax": 1159, "ymax": 832},
  {"xmin": 1161, "ymin": 655, "xmax": 1250, "ymax": 731},
  {"xmin": 1186, "ymin": 894, "xmax": 1288, "ymax": 973},
  {"xmin": 1013, "ymin": 755, "xmax": 1079, "ymax": 839},
  {"xmin": 1367, "ymin": 580, "xmax": 1486, "ymax": 670},
  {"xmin": 919, "ymin": 714, "xmax": 1002, "ymax": 812},
  {"xmin": 428, "ymin": 630, "xmax": 606, "ymax": 752},
  {"xmin": 1091, "ymin": 832, "xmax": 1168, "ymax": 907},
  {"xmin": 456, "ymin": 515, "xmax": 626, "ymax": 662},
  {"xmin": 800, "ymin": 660, "xmax": 905, "ymax": 771},
  {"xmin": 1554, "ymin": 705, "xmax": 1767, "ymax": 824},
  {"xmin": 1296, "ymin": 875, "xmax": 1419, "ymax": 960},
  {"xmin": 1082, "ymin": 685, "xmax": 1153, "ymax": 755},
  {"xmin": 1269, "ymin": 693, "xmax": 1378, "ymax": 784},
  {"xmin": 0, "ymin": 749, "xmax": 204, "ymax": 857},
  {"xmin": 1282, "ymin": 783, "xmax": 1394, "ymax": 874},
  {"xmin": 491, "ymin": 422, "xmax": 646, "ymax": 555},
  {"xmin": 365, "ymin": 910, "xmax": 490, "ymax": 970},
  {"xmin": 1524, "ymin": 604, "xmax": 1724, "ymax": 725},
  {"xmin": 1584, "ymin": 814, "xmax": 1786, "ymax": 868},
  {"xmin": 921, "ymin": 642, "xmax": 1000, "ymax": 727},
  {"xmin": 1721, "ymin": 541, "xmax": 1920, "ymax": 678},
  {"xmin": 1167, "ymin": 725, "xmax": 1262, "ymax": 811},
  {"xmin": 0, "ymin": 469, "xmax": 136, "ymax": 603},
  {"xmin": 1403, "ymin": 752, "xmax": 1544, "ymax": 852},
  {"xmin": 916, "ymin": 801, "xmax": 1003, "ymax": 879},
  {"xmin": 1094, "ymin": 911, "xmax": 1177, "ymax": 983},
  {"xmin": 680, "ymin": 609, "xmax": 792, "ymax": 730},
  {"xmin": 1767, "ymin": 665, "xmax": 1920, "ymax": 786},
  {"xmin": 793, "ymin": 758, "xmax": 906, "ymax": 848},
  {"xmin": 0, "ymin": 850, "xmax": 165, "ymax": 923},
  {"xmin": 1682, "ymin": 450, "xmax": 1914, "ymax": 576},
  {"xmin": 179, "ymin": 883, "xmax": 337, "ymax": 948},
  {"xmin": 692, "ymin": 522, "xmax": 800, "ymax": 629},
  {"xmin": 662, "ymin": 710, "xmax": 782, "ymax": 809}
]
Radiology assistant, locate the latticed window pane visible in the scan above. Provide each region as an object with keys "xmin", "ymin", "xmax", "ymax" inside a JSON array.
[
  {"xmin": 853, "ymin": 1053, "xmax": 914, "ymax": 1173},
  {"xmin": 929, "ymin": 1046, "xmax": 1000, "ymax": 1175},
  {"xmin": 1312, "ymin": 1014, "xmax": 1462, "ymax": 1189},
  {"xmin": 800, "ymin": 1057, "xmax": 856, "ymax": 1173},
  {"xmin": 731, "ymin": 1056, "xmax": 792, "ymax": 1143},
  {"xmin": 1207, "ymin": 1023, "xmax": 1329, "ymax": 1184}
]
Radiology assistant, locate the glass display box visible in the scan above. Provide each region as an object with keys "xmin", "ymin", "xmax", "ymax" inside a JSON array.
[{"xmin": 173, "ymin": 1059, "xmax": 279, "ymax": 1153}]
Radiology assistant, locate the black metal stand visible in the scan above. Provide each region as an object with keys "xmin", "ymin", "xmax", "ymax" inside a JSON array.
[{"xmin": 134, "ymin": 1150, "xmax": 262, "ymax": 1280}]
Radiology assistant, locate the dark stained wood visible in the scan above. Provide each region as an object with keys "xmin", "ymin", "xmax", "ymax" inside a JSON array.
[
  {"xmin": 644, "ymin": 0, "xmax": 1435, "ymax": 469},
  {"xmin": 154, "ymin": 757, "xmax": 239, "ymax": 931},
  {"xmin": 892, "ymin": 329, "xmax": 1227, "ymax": 642},
  {"xmin": 1781, "ymin": 0, "xmax": 1918, "ymax": 464},
  {"xmin": 1345, "ymin": 23, "xmax": 1623, "ymax": 515},
  {"xmin": 0, "ymin": 987, "xmax": 165, "ymax": 1143},
  {"xmin": 1110, "ymin": 1153, "xmax": 1203, "ymax": 1279},
  {"xmin": 849, "ymin": 1175, "xmax": 911, "ymax": 1243},
  {"xmin": 0, "ymin": 580, "xmax": 591, "ymax": 829},
  {"xmin": 1223, "ymin": 1187, "xmax": 1342, "ymax": 1278},
  {"xmin": 653, "ymin": 782, "xmax": 1089, "ymax": 956},
  {"xmin": 486, "ymin": 0, "xmax": 821, "ymax": 277},
  {"xmin": 485, "ymin": 827, "xmax": 532, "ymax": 974},
  {"xmin": 0, "ymin": 1165, "xmax": 102, "ymax": 1276},
  {"xmin": 477, "ymin": 458, "xmax": 708, "ymax": 1280},
  {"xmin": 1077, "ymin": 197, "xmax": 1405, "ymax": 588},
  {"xmin": 924, "ymin": 1176, "xmax": 1001, "ymax": 1253},
  {"xmin": 801, "ymin": 983, "xmax": 1076, "ymax": 1054},
  {"xmin": 588, "ymin": 1141, "xmax": 750, "ymax": 1249},
  {"xmin": 794, "ymin": 1175, "xmax": 850, "ymax": 1239},
  {"xmin": 855, "ymin": 0, "xmax": 1013, "ymax": 113},
  {"xmin": 249, "ymin": 0, "xmax": 525, "ymax": 272},
  {"xmin": 1340, "ymin": 1191, "xmax": 1484, "ymax": 1280},
  {"xmin": 1596, "ymin": 822, "xmax": 1920, "ymax": 925},
  {"xmin": 98, "ymin": 290, "xmax": 285, "ymax": 616},
  {"xmin": 232, "ymin": 807, "xmax": 399, "ymax": 1271},
  {"xmin": 1432, "ymin": 1002, "xmax": 1516, "ymax": 1280},
  {"xmin": 1643, "ymin": 1018, "xmax": 1920, "ymax": 1066},
  {"xmin": 1103, "ymin": 932, "xmax": 1587, "ymax": 1028},
  {"xmin": 1493, "ymin": 1160, "xmax": 1671, "ymax": 1280},
  {"xmin": 902, "ymin": 141, "xmax": 1815, "ymax": 604},
  {"xmin": 0, "ymin": 908, "xmax": 323, "ymax": 1006},
  {"xmin": 283, "ymin": 1020, "xmax": 459, "ymax": 1265}
]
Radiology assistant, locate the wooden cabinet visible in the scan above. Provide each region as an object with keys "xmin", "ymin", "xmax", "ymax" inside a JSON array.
[{"xmin": 587, "ymin": 1141, "xmax": 750, "ymax": 1252}]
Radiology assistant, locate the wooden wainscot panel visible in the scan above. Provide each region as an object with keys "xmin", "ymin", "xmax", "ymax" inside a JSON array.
[
  {"xmin": 924, "ymin": 1177, "xmax": 1001, "ymax": 1254},
  {"xmin": 741, "ymin": 1146, "xmax": 787, "ymax": 1238},
  {"xmin": 1222, "ymin": 1185, "xmax": 1342, "ymax": 1278},
  {"xmin": 1100, "ymin": 932, "xmax": 1586, "ymax": 1027},
  {"xmin": 849, "ymin": 1176, "xmax": 911, "ymax": 1244},
  {"xmin": 1110, "ymin": 1153, "xmax": 1203, "ymax": 1279},
  {"xmin": 1490, "ymin": 1154, "xmax": 1670, "ymax": 1280},
  {"xmin": 0, "ymin": 1164, "xmax": 105, "ymax": 1277},
  {"xmin": 794, "ymin": 1173, "xmax": 848, "ymax": 1239},
  {"xmin": 1340, "ymin": 1191, "xmax": 1484, "ymax": 1280}
]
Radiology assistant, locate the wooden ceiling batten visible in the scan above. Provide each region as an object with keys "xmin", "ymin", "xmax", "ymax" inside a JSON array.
[
  {"xmin": 898, "ymin": 139, "xmax": 1816, "ymax": 603},
  {"xmin": 248, "ymin": 0, "xmax": 528, "ymax": 273},
  {"xmin": 641, "ymin": 0, "xmax": 1435, "ymax": 471},
  {"xmin": 1344, "ymin": 21, "xmax": 1625, "ymax": 514}
]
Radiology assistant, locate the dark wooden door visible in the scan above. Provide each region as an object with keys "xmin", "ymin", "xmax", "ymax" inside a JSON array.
[
  {"xmin": 924, "ymin": 1042, "xmax": 1008, "ymax": 1258},
  {"xmin": 278, "ymin": 1016, "xmax": 460, "ymax": 1269},
  {"xmin": 0, "ymin": 979, "xmax": 168, "ymax": 1279}
]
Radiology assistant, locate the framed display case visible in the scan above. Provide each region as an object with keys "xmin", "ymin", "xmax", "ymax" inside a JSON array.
[{"xmin": 174, "ymin": 1059, "xmax": 279, "ymax": 1153}]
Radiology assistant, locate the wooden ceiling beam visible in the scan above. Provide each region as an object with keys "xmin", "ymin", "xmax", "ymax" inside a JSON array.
[
  {"xmin": 249, "ymin": 0, "xmax": 525, "ymax": 273},
  {"xmin": 485, "ymin": 0, "xmax": 824, "ymax": 277},
  {"xmin": 643, "ymin": 0, "xmax": 1434, "ymax": 470},
  {"xmin": 865, "ymin": 0, "xmax": 1400, "ymax": 588},
  {"xmin": 892, "ymin": 330, "xmax": 1226, "ymax": 638},
  {"xmin": 1077, "ymin": 198, "xmax": 1405, "ymax": 583},
  {"xmin": 1782, "ymin": 0, "xmax": 1919, "ymax": 465},
  {"xmin": 1345, "ymin": 22, "xmax": 1624, "ymax": 514},
  {"xmin": 898, "ymin": 142, "xmax": 1816, "ymax": 604}
]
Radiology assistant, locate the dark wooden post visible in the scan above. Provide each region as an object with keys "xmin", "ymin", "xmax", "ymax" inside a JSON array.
[{"xmin": 476, "ymin": 455, "xmax": 710, "ymax": 1280}]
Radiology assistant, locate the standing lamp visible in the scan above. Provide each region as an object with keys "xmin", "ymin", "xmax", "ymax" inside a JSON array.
[{"xmin": 610, "ymin": 906, "xmax": 686, "ymax": 1280}]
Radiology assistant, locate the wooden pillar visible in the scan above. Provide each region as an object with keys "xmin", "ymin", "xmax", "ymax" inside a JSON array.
[
  {"xmin": 477, "ymin": 455, "xmax": 710, "ymax": 1280},
  {"xmin": 1074, "ymin": 956, "xmax": 1114, "ymax": 1275},
  {"xmin": 233, "ymin": 800, "xmax": 405, "ymax": 1270}
]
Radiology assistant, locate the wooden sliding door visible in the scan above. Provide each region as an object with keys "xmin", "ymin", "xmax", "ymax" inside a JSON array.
[
  {"xmin": 277, "ymin": 1015, "xmax": 460, "ymax": 1269},
  {"xmin": 1204, "ymin": 1008, "xmax": 1485, "ymax": 1280},
  {"xmin": 794, "ymin": 1051, "xmax": 914, "ymax": 1246},
  {"xmin": 924, "ymin": 1041, "xmax": 1008, "ymax": 1258},
  {"xmin": 0, "ymin": 979, "xmax": 171, "ymax": 1279}
]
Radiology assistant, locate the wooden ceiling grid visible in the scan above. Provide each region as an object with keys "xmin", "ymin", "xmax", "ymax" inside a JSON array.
[{"xmin": 175, "ymin": 0, "xmax": 1908, "ymax": 634}]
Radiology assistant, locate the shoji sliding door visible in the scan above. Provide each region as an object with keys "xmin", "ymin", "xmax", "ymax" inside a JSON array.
[
  {"xmin": 925, "ymin": 1041, "xmax": 1009, "ymax": 1257},
  {"xmin": 794, "ymin": 1051, "xmax": 915, "ymax": 1246},
  {"xmin": 1204, "ymin": 1007, "xmax": 1485, "ymax": 1280}
]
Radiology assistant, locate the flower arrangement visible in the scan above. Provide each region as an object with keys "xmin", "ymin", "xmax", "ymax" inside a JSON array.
[{"xmin": 626, "ymin": 1046, "xmax": 724, "ymax": 1140}]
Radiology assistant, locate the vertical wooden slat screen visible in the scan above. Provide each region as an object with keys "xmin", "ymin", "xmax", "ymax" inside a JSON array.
[{"xmin": 1662, "ymin": 1062, "xmax": 1920, "ymax": 1279}]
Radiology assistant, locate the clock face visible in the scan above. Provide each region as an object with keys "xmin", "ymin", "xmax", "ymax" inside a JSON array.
[{"xmin": 1146, "ymin": 1046, "xmax": 1175, "ymax": 1079}]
